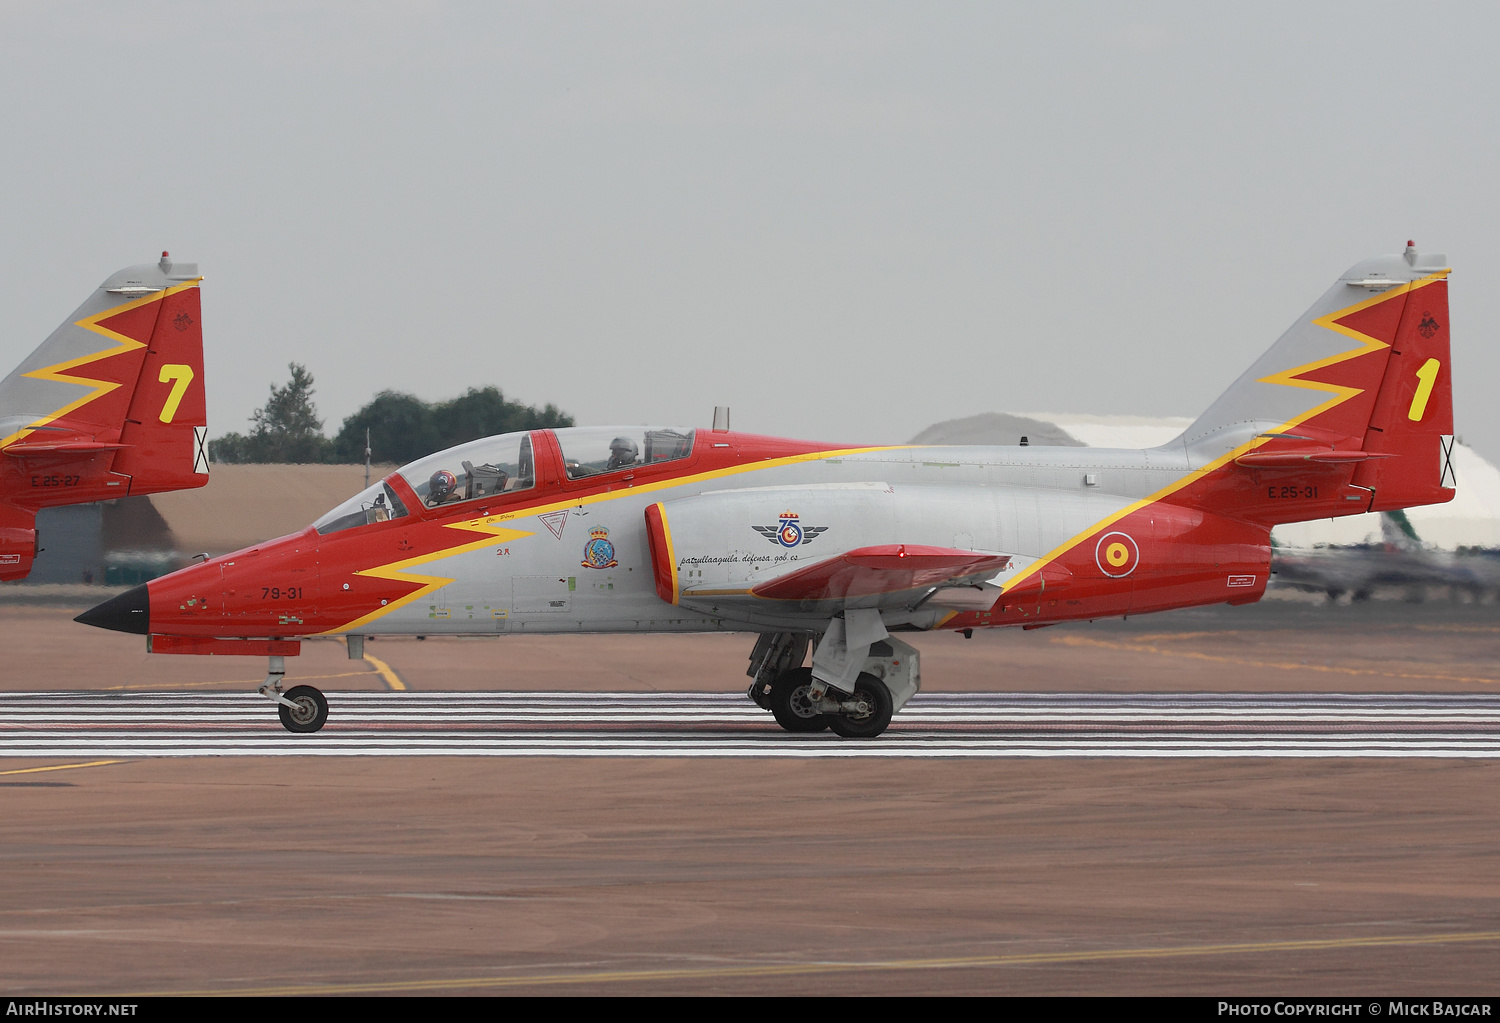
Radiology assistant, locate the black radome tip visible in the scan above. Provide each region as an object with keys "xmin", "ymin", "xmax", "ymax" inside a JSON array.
[{"xmin": 75, "ymin": 583, "xmax": 150, "ymax": 635}]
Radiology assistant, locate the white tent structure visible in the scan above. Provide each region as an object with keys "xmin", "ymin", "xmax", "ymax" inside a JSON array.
[{"xmin": 912, "ymin": 413, "xmax": 1500, "ymax": 550}]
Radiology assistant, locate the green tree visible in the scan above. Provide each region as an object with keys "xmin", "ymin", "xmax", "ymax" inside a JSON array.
[
  {"xmin": 212, "ymin": 373, "xmax": 576, "ymax": 466},
  {"xmin": 432, "ymin": 387, "xmax": 573, "ymax": 446},
  {"xmin": 336, "ymin": 384, "xmax": 573, "ymax": 465},
  {"xmin": 334, "ymin": 387, "xmax": 575, "ymax": 465},
  {"xmin": 333, "ymin": 391, "xmax": 442, "ymax": 465},
  {"xmin": 209, "ymin": 363, "xmax": 335, "ymax": 464}
]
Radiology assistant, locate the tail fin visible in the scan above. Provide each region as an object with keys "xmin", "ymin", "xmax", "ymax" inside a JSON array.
[
  {"xmin": 1179, "ymin": 242, "xmax": 1453, "ymax": 513},
  {"xmin": 110, "ymin": 260, "xmax": 209, "ymax": 495},
  {"xmin": 1348, "ymin": 252, "xmax": 1453, "ymax": 510},
  {"xmin": 0, "ymin": 253, "xmax": 207, "ymax": 496}
]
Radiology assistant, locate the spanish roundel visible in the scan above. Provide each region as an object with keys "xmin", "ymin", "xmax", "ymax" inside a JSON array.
[{"xmin": 1094, "ymin": 531, "xmax": 1140, "ymax": 578}]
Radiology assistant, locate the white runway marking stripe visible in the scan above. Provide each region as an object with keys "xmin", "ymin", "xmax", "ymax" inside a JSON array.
[{"xmin": 2, "ymin": 691, "xmax": 1500, "ymax": 757}]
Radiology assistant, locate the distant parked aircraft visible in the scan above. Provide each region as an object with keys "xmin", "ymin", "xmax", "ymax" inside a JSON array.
[{"xmin": 1273, "ymin": 513, "xmax": 1500, "ymax": 602}]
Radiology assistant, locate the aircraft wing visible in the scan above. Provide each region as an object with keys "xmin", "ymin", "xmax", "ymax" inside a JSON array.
[
  {"xmin": 748, "ymin": 545, "xmax": 1010, "ymax": 601},
  {"xmin": 646, "ymin": 489, "xmax": 1018, "ymax": 614}
]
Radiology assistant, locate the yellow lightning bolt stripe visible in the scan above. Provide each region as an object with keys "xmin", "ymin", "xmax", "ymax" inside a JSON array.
[
  {"xmin": 319, "ymin": 444, "xmax": 914, "ymax": 633},
  {"xmin": 989, "ymin": 271, "xmax": 1452, "ymax": 604},
  {"xmin": 323, "ymin": 516, "xmax": 537, "ymax": 634},
  {"xmin": 1253, "ymin": 270, "xmax": 1450, "ymax": 434},
  {"xmin": 0, "ymin": 280, "xmax": 202, "ymax": 450}
]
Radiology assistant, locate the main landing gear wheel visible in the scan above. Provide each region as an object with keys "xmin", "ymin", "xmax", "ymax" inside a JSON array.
[
  {"xmin": 827, "ymin": 672, "xmax": 893, "ymax": 739},
  {"xmin": 768, "ymin": 667, "xmax": 830, "ymax": 733},
  {"xmin": 278, "ymin": 685, "xmax": 328, "ymax": 733}
]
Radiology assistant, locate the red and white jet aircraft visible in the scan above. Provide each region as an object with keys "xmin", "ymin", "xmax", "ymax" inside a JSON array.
[
  {"xmin": 2, "ymin": 254, "xmax": 208, "ymax": 581},
  {"xmin": 79, "ymin": 244, "xmax": 1455, "ymax": 737}
]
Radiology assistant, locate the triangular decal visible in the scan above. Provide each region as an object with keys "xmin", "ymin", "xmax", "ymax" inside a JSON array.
[{"xmin": 538, "ymin": 509, "xmax": 568, "ymax": 539}]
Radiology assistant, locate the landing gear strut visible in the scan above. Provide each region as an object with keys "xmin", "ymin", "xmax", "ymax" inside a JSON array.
[
  {"xmin": 257, "ymin": 655, "xmax": 329, "ymax": 733},
  {"xmin": 746, "ymin": 632, "xmax": 809, "ymax": 710}
]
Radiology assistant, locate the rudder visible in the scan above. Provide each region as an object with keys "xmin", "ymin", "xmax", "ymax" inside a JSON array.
[
  {"xmin": 111, "ymin": 264, "xmax": 209, "ymax": 495},
  {"xmin": 1348, "ymin": 267, "xmax": 1453, "ymax": 510}
]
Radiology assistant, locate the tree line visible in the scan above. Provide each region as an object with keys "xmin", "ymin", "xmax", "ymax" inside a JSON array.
[{"xmin": 209, "ymin": 363, "xmax": 574, "ymax": 465}]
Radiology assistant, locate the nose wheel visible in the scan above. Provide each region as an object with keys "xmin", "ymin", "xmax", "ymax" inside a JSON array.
[
  {"xmin": 277, "ymin": 685, "xmax": 329, "ymax": 733},
  {"xmin": 256, "ymin": 655, "xmax": 330, "ymax": 733}
]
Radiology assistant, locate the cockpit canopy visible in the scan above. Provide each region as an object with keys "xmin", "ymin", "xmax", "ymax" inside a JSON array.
[
  {"xmin": 312, "ymin": 426, "xmax": 697, "ymax": 536},
  {"xmin": 400, "ymin": 431, "xmax": 537, "ymax": 509},
  {"xmin": 555, "ymin": 426, "xmax": 694, "ymax": 479},
  {"xmin": 313, "ymin": 480, "xmax": 410, "ymax": 535}
]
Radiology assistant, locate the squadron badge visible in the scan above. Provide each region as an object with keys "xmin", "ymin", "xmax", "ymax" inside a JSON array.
[
  {"xmin": 753, "ymin": 511, "xmax": 828, "ymax": 549},
  {"xmin": 582, "ymin": 526, "xmax": 619, "ymax": 569}
]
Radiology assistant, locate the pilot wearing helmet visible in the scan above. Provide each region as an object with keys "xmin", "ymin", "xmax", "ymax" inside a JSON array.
[
  {"xmin": 607, "ymin": 436, "xmax": 640, "ymax": 471},
  {"xmin": 427, "ymin": 468, "xmax": 459, "ymax": 506}
]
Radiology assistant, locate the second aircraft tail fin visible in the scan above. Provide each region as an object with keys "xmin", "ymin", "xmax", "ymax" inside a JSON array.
[{"xmin": 0, "ymin": 252, "xmax": 207, "ymax": 495}]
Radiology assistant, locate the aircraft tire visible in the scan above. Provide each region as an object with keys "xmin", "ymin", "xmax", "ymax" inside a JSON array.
[
  {"xmin": 278, "ymin": 685, "xmax": 329, "ymax": 734},
  {"xmin": 768, "ymin": 667, "xmax": 830, "ymax": 733},
  {"xmin": 827, "ymin": 672, "xmax": 893, "ymax": 739}
]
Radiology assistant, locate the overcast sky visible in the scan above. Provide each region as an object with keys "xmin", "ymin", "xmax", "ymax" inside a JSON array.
[{"xmin": 1, "ymin": 2, "xmax": 1496, "ymax": 459}]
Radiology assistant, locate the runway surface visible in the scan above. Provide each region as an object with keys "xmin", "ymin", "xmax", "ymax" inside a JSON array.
[
  {"xmin": 6, "ymin": 603, "xmax": 1500, "ymax": 994},
  {"xmin": 6, "ymin": 690, "xmax": 1500, "ymax": 757}
]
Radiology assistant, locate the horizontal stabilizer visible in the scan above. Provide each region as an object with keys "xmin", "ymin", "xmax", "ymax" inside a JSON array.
[
  {"xmin": 3, "ymin": 439, "xmax": 130, "ymax": 456},
  {"xmin": 1234, "ymin": 448, "xmax": 1389, "ymax": 467},
  {"xmin": 750, "ymin": 545, "xmax": 1011, "ymax": 602}
]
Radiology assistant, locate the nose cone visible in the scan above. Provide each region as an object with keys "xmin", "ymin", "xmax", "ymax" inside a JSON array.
[{"xmin": 75, "ymin": 583, "xmax": 150, "ymax": 635}]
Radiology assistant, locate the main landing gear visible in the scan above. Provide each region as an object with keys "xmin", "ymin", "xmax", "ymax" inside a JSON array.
[
  {"xmin": 747, "ymin": 629, "xmax": 915, "ymax": 739},
  {"xmin": 766, "ymin": 667, "xmax": 893, "ymax": 738},
  {"xmin": 257, "ymin": 655, "xmax": 329, "ymax": 733}
]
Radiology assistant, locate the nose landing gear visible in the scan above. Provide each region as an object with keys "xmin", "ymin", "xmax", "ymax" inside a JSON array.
[
  {"xmin": 277, "ymin": 686, "xmax": 329, "ymax": 733},
  {"xmin": 257, "ymin": 655, "xmax": 329, "ymax": 733}
]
